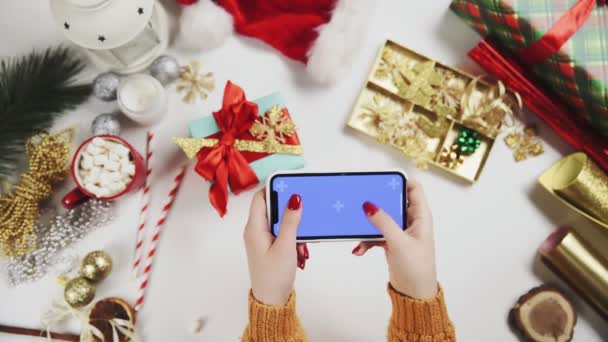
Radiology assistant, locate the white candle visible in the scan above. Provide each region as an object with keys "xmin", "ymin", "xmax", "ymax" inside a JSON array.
[{"xmin": 117, "ymin": 74, "xmax": 167, "ymax": 125}]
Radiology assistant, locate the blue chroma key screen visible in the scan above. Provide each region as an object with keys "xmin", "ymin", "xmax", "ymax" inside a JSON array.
[{"xmin": 270, "ymin": 173, "xmax": 406, "ymax": 239}]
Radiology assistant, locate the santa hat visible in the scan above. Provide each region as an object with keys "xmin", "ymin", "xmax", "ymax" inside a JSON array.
[{"xmin": 176, "ymin": 0, "xmax": 373, "ymax": 84}]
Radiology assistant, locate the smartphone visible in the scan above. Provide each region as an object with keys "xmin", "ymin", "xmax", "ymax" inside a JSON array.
[{"xmin": 266, "ymin": 171, "xmax": 407, "ymax": 241}]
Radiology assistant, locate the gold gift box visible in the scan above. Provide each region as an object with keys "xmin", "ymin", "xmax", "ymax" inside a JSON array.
[{"xmin": 347, "ymin": 40, "xmax": 512, "ymax": 183}]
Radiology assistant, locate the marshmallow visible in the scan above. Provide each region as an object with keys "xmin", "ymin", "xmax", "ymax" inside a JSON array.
[
  {"xmin": 108, "ymin": 152, "xmax": 120, "ymax": 162},
  {"xmin": 86, "ymin": 143, "xmax": 104, "ymax": 155},
  {"xmin": 122, "ymin": 163, "xmax": 136, "ymax": 176},
  {"xmin": 91, "ymin": 137, "xmax": 107, "ymax": 148},
  {"xmin": 84, "ymin": 172, "xmax": 101, "ymax": 185},
  {"xmin": 80, "ymin": 156, "xmax": 94, "ymax": 170},
  {"xmin": 122, "ymin": 175, "xmax": 133, "ymax": 185},
  {"xmin": 108, "ymin": 181, "xmax": 126, "ymax": 194},
  {"xmin": 107, "ymin": 171, "xmax": 122, "ymax": 182},
  {"xmin": 104, "ymin": 160, "xmax": 120, "ymax": 171},
  {"xmin": 96, "ymin": 187, "xmax": 111, "ymax": 198},
  {"xmin": 112, "ymin": 144, "xmax": 131, "ymax": 157},
  {"xmin": 99, "ymin": 171, "xmax": 114, "ymax": 187},
  {"xmin": 93, "ymin": 155, "xmax": 108, "ymax": 166},
  {"xmin": 81, "ymin": 152, "xmax": 93, "ymax": 163},
  {"xmin": 84, "ymin": 183, "xmax": 101, "ymax": 195}
]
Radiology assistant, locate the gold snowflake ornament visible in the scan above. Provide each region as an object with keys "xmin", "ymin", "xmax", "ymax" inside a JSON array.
[
  {"xmin": 177, "ymin": 61, "xmax": 215, "ymax": 103},
  {"xmin": 249, "ymin": 105, "xmax": 296, "ymax": 145},
  {"xmin": 504, "ymin": 125, "xmax": 544, "ymax": 162}
]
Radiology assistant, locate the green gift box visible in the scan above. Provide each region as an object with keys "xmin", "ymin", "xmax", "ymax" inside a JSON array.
[{"xmin": 450, "ymin": 0, "xmax": 608, "ymax": 135}]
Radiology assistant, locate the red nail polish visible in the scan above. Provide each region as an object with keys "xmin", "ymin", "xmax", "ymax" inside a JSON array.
[
  {"xmin": 301, "ymin": 261, "xmax": 306, "ymax": 270},
  {"xmin": 304, "ymin": 245, "xmax": 309, "ymax": 259},
  {"xmin": 363, "ymin": 201, "xmax": 379, "ymax": 216},
  {"xmin": 352, "ymin": 245, "xmax": 361, "ymax": 254},
  {"xmin": 288, "ymin": 194, "xmax": 302, "ymax": 210},
  {"xmin": 298, "ymin": 260, "xmax": 304, "ymax": 270}
]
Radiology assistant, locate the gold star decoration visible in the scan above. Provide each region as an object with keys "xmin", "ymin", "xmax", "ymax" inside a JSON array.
[
  {"xmin": 177, "ymin": 61, "xmax": 215, "ymax": 103},
  {"xmin": 375, "ymin": 48, "xmax": 454, "ymax": 115},
  {"xmin": 504, "ymin": 125, "xmax": 544, "ymax": 162},
  {"xmin": 249, "ymin": 105, "xmax": 296, "ymax": 145},
  {"xmin": 398, "ymin": 60, "xmax": 444, "ymax": 108}
]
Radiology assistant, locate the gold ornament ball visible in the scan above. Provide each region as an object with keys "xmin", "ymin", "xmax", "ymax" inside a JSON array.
[
  {"xmin": 80, "ymin": 250, "xmax": 113, "ymax": 283},
  {"xmin": 64, "ymin": 277, "xmax": 96, "ymax": 308}
]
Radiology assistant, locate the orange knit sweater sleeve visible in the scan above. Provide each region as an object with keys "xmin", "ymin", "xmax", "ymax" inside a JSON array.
[
  {"xmin": 242, "ymin": 285, "xmax": 455, "ymax": 342},
  {"xmin": 242, "ymin": 290, "xmax": 307, "ymax": 342},
  {"xmin": 387, "ymin": 284, "xmax": 456, "ymax": 341}
]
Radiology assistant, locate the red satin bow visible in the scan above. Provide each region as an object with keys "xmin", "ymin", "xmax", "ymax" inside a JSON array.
[
  {"xmin": 519, "ymin": 0, "xmax": 605, "ymax": 65},
  {"xmin": 194, "ymin": 81, "xmax": 260, "ymax": 217}
]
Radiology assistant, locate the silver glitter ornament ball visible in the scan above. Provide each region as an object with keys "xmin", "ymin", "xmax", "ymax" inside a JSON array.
[
  {"xmin": 149, "ymin": 55, "xmax": 181, "ymax": 85},
  {"xmin": 91, "ymin": 113, "xmax": 121, "ymax": 136},
  {"xmin": 92, "ymin": 72, "xmax": 120, "ymax": 101}
]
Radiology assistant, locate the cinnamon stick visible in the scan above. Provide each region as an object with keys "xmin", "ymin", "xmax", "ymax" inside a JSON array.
[{"xmin": 0, "ymin": 324, "xmax": 79, "ymax": 342}]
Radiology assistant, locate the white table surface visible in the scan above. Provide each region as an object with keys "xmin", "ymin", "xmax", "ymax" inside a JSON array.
[{"xmin": 1, "ymin": 1, "xmax": 607, "ymax": 341}]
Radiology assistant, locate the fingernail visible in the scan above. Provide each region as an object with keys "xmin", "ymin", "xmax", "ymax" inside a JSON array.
[
  {"xmin": 288, "ymin": 194, "xmax": 302, "ymax": 210},
  {"xmin": 298, "ymin": 260, "xmax": 304, "ymax": 270},
  {"xmin": 352, "ymin": 245, "xmax": 361, "ymax": 254},
  {"xmin": 363, "ymin": 201, "xmax": 379, "ymax": 217},
  {"xmin": 301, "ymin": 260, "xmax": 306, "ymax": 270},
  {"xmin": 304, "ymin": 245, "xmax": 309, "ymax": 259}
]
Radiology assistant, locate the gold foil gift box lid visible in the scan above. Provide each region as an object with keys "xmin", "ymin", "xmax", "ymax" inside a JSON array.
[{"xmin": 538, "ymin": 152, "xmax": 608, "ymax": 230}]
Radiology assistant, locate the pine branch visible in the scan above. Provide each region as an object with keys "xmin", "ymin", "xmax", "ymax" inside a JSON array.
[{"xmin": 0, "ymin": 46, "xmax": 91, "ymax": 179}]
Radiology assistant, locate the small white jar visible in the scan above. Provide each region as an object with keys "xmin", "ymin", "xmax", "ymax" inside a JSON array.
[{"xmin": 117, "ymin": 74, "xmax": 167, "ymax": 126}]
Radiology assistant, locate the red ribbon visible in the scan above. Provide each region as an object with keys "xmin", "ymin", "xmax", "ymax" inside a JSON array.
[
  {"xmin": 519, "ymin": 0, "xmax": 605, "ymax": 65},
  {"xmin": 469, "ymin": 40, "xmax": 608, "ymax": 172},
  {"xmin": 194, "ymin": 81, "xmax": 260, "ymax": 217}
]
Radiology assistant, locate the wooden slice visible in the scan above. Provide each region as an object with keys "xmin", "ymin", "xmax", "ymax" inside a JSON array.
[
  {"xmin": 509, "ymin": 285, "xmax": 576, "ymax": 342},
  {"xmin": 88, "ymin": 297, "xmax": 136, "ymax": 342}
]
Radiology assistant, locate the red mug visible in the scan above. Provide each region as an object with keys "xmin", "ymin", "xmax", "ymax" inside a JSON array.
[{"xmin": 62, "ymin": 135, "xmax": 146, "ymax": 209}]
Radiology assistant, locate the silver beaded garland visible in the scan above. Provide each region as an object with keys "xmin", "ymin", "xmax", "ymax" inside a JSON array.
[
  {"xmin": 149, "ymin": 55, "xmax": 181, "ymax": 85},
  {"xmin": 92, "ymin": 72, "xmax": 120, "ymax": 101},
  {"xmin": 91, "ymin": 113, "xmax": 122, "ymax": 136},
  {"xmin": 3, "ymin": 201, "xmax": 114, "ymax": 286}
]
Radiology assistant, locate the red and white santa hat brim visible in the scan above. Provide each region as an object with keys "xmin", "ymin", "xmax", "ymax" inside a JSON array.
[
  {"xmin": 178, "ymin": 0, "xmax": 373, "ymax": 84},
  {"xmin": 306, "ymin": 0, "xmax": 373, "ymax": 84}
]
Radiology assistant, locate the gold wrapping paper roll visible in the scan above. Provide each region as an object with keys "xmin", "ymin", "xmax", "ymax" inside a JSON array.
[
  {"xmin": 539, "ymin": 152, "xmax": 608, "ymax": 230},
  {"xmin": 539, "ymin": 226, "xmax": 608, "ymax": 319},
  {"xmin": 551, "ymin": 152, "xmax": 608, "ymax": 225}
]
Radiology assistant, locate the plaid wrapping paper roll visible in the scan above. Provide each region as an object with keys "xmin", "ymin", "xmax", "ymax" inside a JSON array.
[{"xmin": 450, "ymin": 0, "xmax": 608, "ymax": 135}]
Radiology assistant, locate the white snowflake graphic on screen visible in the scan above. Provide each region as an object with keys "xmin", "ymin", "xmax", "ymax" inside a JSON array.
[
  {"xmin": 387, "ymin": 177, "xmax": 400, "ymax": 191},
  {"xmin": 275, "ymin": 180, "xmax": 288, "ymax": 192},
  {"xmin": 332, "ymin": 200, "xmax": 345, "ymax": 213}
]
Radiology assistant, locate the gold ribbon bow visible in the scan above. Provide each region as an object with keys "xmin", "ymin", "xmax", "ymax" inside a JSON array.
[
  {"xmin": 175, "ymin": 105, "xmax": 303, "ymax": 159},
  {"xmin": 0, "ymin": 129, "xmax": 74, "ymax": 256},
  {"xmin": 458, "ymin": 77, "xmax": 522, "ymax": 138}
]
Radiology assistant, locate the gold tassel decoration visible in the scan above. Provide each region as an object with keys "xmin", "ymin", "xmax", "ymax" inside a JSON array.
[{"xmin": 0, "ymin": 129, "xmax": 74, "ymax": 256}]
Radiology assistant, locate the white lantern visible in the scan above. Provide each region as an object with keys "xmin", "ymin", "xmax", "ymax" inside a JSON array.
[{"xmin": 50, "ymin": 0, "xmax": 169, "ymax": 74}]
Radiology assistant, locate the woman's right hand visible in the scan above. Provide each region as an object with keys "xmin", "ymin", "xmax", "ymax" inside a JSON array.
[{"xmin": 352, "ymin": 180, "xmax": 438, "ymax": 300}]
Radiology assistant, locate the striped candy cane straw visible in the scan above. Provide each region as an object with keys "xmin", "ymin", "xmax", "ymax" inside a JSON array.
[
  {"xmin": 135, "ymin": 164, "xmax": 188, "ymax": 311},
  {"xmin": 132, "ymin": 131, "xmax": 155, "ymax": 277}
]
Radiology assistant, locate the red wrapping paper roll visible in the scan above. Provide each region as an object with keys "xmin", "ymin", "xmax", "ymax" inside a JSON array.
[{"xmin": 468, "ymin": 39, "xmax": 608, "ymax": 173}]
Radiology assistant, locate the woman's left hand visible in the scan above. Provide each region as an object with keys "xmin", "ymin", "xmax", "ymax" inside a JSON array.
[{"xmin": 243, "ymin": 189, "xmax": 308, "ymax": 305}]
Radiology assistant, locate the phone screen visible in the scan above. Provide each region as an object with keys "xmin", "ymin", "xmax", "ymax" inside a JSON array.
[{"xmin": 269, "ymin": 172, "xmax": 406, "ymax": 240}]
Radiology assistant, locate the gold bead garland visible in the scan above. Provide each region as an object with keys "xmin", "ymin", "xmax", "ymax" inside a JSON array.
[{"xmin": 0, "ymin": 129, "xmax": 74, "ymax": 256}]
